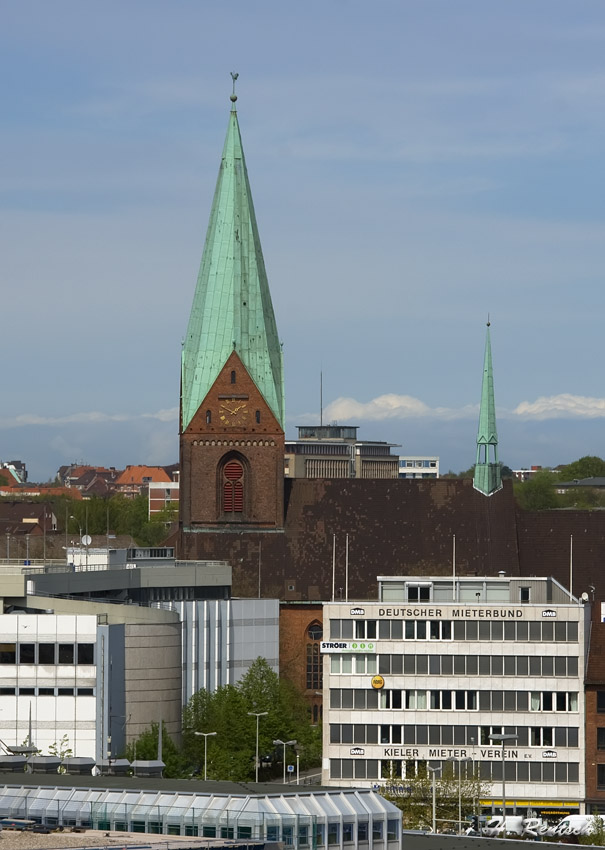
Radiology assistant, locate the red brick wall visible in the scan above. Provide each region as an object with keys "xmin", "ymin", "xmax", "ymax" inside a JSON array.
[
  {"xmin": 180, "ymin": 351, "xmax": 284, "ymax": 529},
  {"xmin": 279, "ymin": 604, "xmax": 324, "ymax": 721}
]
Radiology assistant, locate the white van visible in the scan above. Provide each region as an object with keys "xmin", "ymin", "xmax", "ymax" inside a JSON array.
[{"xmin": 549, "ymin": 815, "xmax": 596, "ymax": 836}]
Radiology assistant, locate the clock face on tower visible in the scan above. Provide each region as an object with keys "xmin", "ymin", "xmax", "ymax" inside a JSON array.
[{"xmin": 219, "ymin": 399, "xmax": 249, "ymax": 427}]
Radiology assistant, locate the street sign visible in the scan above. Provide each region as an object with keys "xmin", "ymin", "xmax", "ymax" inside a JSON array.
[{"xmin": 287, "ymin": 764, "xmax": 294, "ymax": 773}]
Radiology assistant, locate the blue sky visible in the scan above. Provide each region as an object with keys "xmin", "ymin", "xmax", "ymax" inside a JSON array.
[{"xmin": 2, "ymin": 1, "xmax": 605, "ymax": 480}]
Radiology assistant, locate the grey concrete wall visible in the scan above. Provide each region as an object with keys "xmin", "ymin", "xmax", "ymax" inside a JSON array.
[
  {"xmin": 403, "ymin": 833, "xmax": 543, "ymax": 850},
  {"xmin": 124, "ymin": 622, "xmax": 182, "ymax": 745}
]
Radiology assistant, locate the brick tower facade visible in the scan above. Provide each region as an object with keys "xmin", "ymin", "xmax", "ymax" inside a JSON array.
[{"xmin": 180, "ymin": 350, "xmax": 284, "ymax": 529}]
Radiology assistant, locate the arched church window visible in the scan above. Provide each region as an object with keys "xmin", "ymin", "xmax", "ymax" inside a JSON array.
[
  {"xmin": 223, "ymin": 459, "xmax": 244, "ymax": 513},
  {"xmin": 206, "ymin": 410, "xmax": 212, "ymax": 424},
  {"xmin": 306, "ymin": 620, "xmax": 323, "ymax": 690},
  {"xmin": 255, "ymin": 410, "xmax": 261, "ymax": 424},
  {"xmin": 231, "ymin": 370, "xmax": 236, "ymax": 384}
]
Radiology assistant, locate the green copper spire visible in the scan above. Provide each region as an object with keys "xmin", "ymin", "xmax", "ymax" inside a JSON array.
[
  {"xmin": 181, "ymin": 78, "xmax": 284, "ymax": 430},
  {"xmin": 473, "ymin": 321, "xmax": 502, "ymax": 496}
]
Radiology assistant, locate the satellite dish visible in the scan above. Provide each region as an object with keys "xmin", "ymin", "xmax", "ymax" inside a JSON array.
[{"xmin": 81, "ymin": 535, "xmax": 92, "ymax": 546}]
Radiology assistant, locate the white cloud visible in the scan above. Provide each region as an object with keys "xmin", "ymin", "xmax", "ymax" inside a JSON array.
[
  {"xmin": 296, "ymin": 394, "xmax": 478, "ymax": 423},
  {"xmin": 0, "ymin": 408, "xmax": 179, "ymax": 429},
  {"xmin": 513, "ymin": 394, "xmax": 605, "ymax": 420},
  {"xmin": 296, "ymin": 391, "xmax": 605, "ymax": 425}
]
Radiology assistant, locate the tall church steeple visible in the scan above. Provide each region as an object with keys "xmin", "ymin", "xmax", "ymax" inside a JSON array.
[
  {"xmin": 181, "ymin": 76, "xmax": 284, "ymax": 432},
  {"xmin": 179, "ymin": 77, "xmax": 285, "ymax": 532},
  {"xmin": 473, "ymin": 321, "xmax": 502, "ymax": 496}
]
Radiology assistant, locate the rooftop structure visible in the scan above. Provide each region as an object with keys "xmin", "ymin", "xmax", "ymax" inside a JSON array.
[
  {"xmin": 285, "ymin": 425, "xmax": 400, "ymax": 480},
  {"xmin": 398, "ymin": 456, "xmax": 439, "ymax": 479}
]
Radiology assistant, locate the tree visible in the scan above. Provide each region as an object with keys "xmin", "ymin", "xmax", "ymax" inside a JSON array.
[
  {"xmin": 559, "ymin": 456, "xmax": 605, "ymax": 482},
  {"xmin": 382, "ymin": 763, "xmax": 491, "ymax": 833},
  {"xmin": 181, "ymin": 657, "xmax": 321, "ymax": 781},
  {"xmin": 514, "ymin": 470, "xmax": 559, "ymax": 511},
  {"xmin": 125, "ymin": 722, "xmax": 185, "ymax": 778},
  {"xmin": 579, "ymin": 815, "xmax": 605, "ymax": 846}
]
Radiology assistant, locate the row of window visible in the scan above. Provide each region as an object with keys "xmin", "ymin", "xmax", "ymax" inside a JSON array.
[
  {"xmin": 201, "ymin": 821, "xmax": 396, "ymax": 845},
  {"xmin": 329, "ymin": 688, "xmax": 579, "ymax": 712},
  {"xmin": 330, "ymin": 653, "xmax": 579, "ymax": 678},
  {"xmin": 0, "ymin": 687, "xmax": 94, "ymax": 696},
  {"xmin": 399, "ymin": 460, "xmax": 437, "ymax": 468},
  {"xmin": 0, "ymin": 643, "xmax": 95, "ymax": 665},
  {"xmin": 330, "ymin": 759, "xmax": 580, "ymax": 784},
  {"xmin": 330, "ymin": 618, "xmax": 579, "ymax": 643},
  {"xmin": 329, "ymin": 723, "xmax": 579, "ymax": 748}
]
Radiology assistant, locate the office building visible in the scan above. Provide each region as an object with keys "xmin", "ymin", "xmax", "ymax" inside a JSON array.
[{"xmin": 322, "ymin": 575, "xmax": 587, "ymax": 820}]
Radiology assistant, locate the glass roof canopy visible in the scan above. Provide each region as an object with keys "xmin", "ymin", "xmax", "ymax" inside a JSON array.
[{"xmin": 0, "ymin": 782, "xmax": 401, "ymax": 849}]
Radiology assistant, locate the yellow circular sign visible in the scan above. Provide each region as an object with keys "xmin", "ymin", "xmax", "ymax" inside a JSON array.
[{"xmin": 371, "ymin": 675, "xmax": 385, "ymax": 690}]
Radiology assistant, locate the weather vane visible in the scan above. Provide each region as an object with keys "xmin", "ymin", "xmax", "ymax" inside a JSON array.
[{"xmin": 230, "ymin": 72, "xmax": 239, "ymax": 103}]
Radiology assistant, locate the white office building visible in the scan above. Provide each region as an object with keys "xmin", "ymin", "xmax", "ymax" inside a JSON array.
[
  {"xmin": 398, "ymin": 457, "xmax": 439, "ymax": 479},
  {"xmin": 322, "ymin": 576, "xmax": 588, "ymax": 819}
]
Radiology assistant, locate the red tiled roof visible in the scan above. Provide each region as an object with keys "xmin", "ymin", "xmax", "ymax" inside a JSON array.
[{"xmin": 115, "ymin": 466, "xmax": 171, "ymax": 485}]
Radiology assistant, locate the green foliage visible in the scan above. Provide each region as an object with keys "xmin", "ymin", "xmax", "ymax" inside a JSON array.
[
  {"xmin": 48, "ymin": 734, "xmax": 73, "ymax": 759},
  {"xmin": 443, "ymin": 466, "xmax": 475, "ymax": 479},
  {"xmin": 559, "ymin": 487, "xmax": 605, "ymax": 510},
  {"xmin": 579, "ymin": 815, "xmax": 605, "ymax": 846},
  {"xmin": 559, "ymin": 456, "xmax": 605, "ymax": 482},
  {"xmin": 382, "ymin": 765, "xmax": 490, "ymax": 833},
  {"xmin": 173, "ymin": 657, "xmax": 320, "ymax": 781},
  {"xmin": 514, "ymin": 470, "xmax": 559, "ymax": 511},
  {"xmin": 39, "ymin": 492, "xmax": 177, "ymax": 547},
  {"xmin": 48, "ymin": 734, "xmax": 73, "ymax": 772},
  {"xmin": 125, "ymin": 722, "xmax": 186, "ymax": 779}
]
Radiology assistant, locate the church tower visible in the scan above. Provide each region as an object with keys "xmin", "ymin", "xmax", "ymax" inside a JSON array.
[
  {"xmin": 473, "ymin": 321, "xmax": 502, "ymax": 496},
  {"xmin": 180, "ymin": 80, "xmax": 285, "ymax": 532}
]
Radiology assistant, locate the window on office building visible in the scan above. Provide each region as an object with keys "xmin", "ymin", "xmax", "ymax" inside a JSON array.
[
  {"xmin": 407, "ymin": 585, "xmax": 431, "ymax": 602},
  {"xmin": 0, "ymin": 644, "xmax": 16, "ymax": 664},
  {"xmin": 597, "ymin": 692, "xmax": 605, "ymax": 713},
  {"xmin": 598, "ymin": 729, "xmax": 605, "ymax": 750}
]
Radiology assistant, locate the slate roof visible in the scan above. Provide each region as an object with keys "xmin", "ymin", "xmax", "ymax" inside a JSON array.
[{"xmin": 178, "ymin": 478, "xmax": 520, "ymax": 600}]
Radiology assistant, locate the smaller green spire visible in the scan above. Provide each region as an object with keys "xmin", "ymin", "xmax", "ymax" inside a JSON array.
[{"xmin": 473, "ymin": 321, "xmax": 502, "ymax": 496}]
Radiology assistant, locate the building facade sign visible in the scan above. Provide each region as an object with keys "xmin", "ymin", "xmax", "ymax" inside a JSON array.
[
  {"xmin": 320, "ymin": 641, "xmax": 375, "ymax": 653},
  {"xmin": 377, "ymin": 607, "xmax": 524, "ymax": 619}
]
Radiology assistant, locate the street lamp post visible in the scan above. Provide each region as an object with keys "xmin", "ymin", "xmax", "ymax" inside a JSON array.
[
  {"xmin": 248, "ymin": 711, "xmax": 268, "ymax": 783},
  {"xmin": 489, "ymin": 733, "xmax": 518, "ymax": 836},
  {"xmin": 469, "ymin": 737, "xmax": 480, "ymax": 833},
  {"xmin": 447, "ymin": 756, "xmax": 472, "ymax": 834},
  {"xmin": 427, "ymin": 765, "xmax": 440, "ymax": 834},
  {"xmin": 194, "ymin": 731, "xmax": 217, "ymax": 781},
  {"xmin": 273, "ymin": 738, "xmax": 297, "ymax": 784}
]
